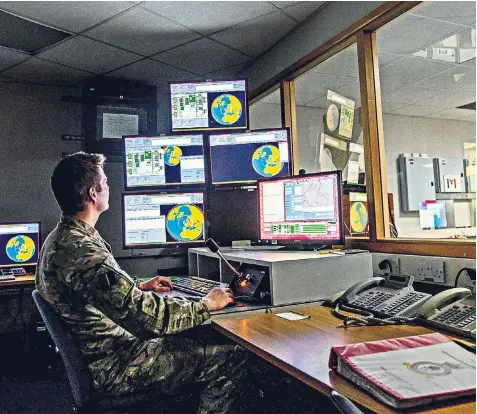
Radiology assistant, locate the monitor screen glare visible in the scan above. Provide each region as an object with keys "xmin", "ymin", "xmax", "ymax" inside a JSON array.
[
  {"xmin": 170, "ymin": 80, "xmax": 247, "ymax": 131},
  {"xmin": 210, "ymin": 129, "xmax": 290, "ymax": 185},
  {"xmin": 124, "ymin": 134, "xmax": 205, "ymax": 189},
  {"xmin": 123, "ymin": 192, "xmax": 205, "ymax": 247},
  {"xmin": 0, "ymin": 222, "xmax": 40, "ymax": 268},
  {"xmin": 259, "ymin": 172, "xmax": 343, "ymax": 244}
]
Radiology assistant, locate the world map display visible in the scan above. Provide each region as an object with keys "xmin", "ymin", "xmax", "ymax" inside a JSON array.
[
  {"xmin": 350, "ymin": 201, "xmax": 368, "ymax": 233},
  {"xmin": 211, "ymin": 94, "xmax": 242, "ymax": 126},
  {"xmin": 163, "ymin": 146, "xmax": 182, "ymax": 166},
  {"xmin": 166, "ymin": 204, "xmax": 204, "ymax": 242},
  {"xmin": 252, "ymin": 145, "xmax": 284, "ymax": 177},
  {"xmin": 6, "ymin": 235, "xmax": 36, "ymax": 263}
]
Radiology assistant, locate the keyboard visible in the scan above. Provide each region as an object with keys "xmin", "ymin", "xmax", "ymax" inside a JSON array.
[
  {"xmin": 173, "ymin": 276, "xmax": 229, "ymax": 296},
  {"xmin": 0, "ymin": 267, "xmax": 26, "ymax": 281}
]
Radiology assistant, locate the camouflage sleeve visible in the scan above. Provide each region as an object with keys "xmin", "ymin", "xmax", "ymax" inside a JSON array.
[{"xmin": 60, "ymin": 244, "xmax": 210, "ymax": 338}]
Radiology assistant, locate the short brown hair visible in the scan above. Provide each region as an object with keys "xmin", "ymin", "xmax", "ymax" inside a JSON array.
[{"xmin": 51, "ymin": 152, "xmax": 106, "ymax": 215}]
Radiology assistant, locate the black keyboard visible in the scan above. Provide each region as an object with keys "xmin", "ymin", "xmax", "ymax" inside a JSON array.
[{"xmin": 173, "ymin": 276, "xmax": 229, "ymax": 297}]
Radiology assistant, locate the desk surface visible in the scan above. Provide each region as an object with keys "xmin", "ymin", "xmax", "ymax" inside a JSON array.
[
  {"xmin": 212, "ymin": 304, "xmax": 476, "ymax": 414},
  {"xmin": 0, "ymin": 275, "xmax": 35, "ymax": 287}
]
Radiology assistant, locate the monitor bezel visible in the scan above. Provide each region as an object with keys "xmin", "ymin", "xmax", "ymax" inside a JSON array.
[
  {"xmin": 257, "ymin": 171, "xmax": 344, "ymax": 247},
  {"xmin": 0, "ymin": 221, "xmax": 41, "ymax": 269},
  {"xmin": 122, "ymin": 132, "xmax": 207, "ymax": 191},
  {"xmin": 121, "ymin": 190, "xmax": 208, "ymax": 249},
  {"xmin": 208, "ymin": 127, "xmax": 293, "ymax": 186},
  {"xmin": 168, "ymin": 78, "xmax": 249, "ymax": 132}
]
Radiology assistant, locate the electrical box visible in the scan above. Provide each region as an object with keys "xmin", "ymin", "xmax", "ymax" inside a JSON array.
[
  {"xmin": 433, "ymin": 158, "xmax": 466, "ymax": 193},
  {"xmin": 398, "ymin": 155, "xmax": 436, "ymax": 212}
]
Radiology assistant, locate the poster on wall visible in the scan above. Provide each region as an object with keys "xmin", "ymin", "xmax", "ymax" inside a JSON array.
[{"xmin": 323, "ymin": 90, "xmax": 355, "ymax": 140}]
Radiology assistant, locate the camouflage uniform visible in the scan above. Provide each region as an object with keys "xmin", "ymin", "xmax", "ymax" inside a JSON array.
[{"xmin": 36, "ymin": 216, "xmax": 246, "ymax": 414}]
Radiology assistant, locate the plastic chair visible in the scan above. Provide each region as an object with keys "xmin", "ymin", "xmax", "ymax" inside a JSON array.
[{"xmin": 32, "ymin": 290, "xmax": 189, "ymax": 413}]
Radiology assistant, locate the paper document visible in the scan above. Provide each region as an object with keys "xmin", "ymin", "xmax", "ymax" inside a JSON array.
[{"xmin": 103, "ymin": 113, "xmax": 139, "ymax": 139}]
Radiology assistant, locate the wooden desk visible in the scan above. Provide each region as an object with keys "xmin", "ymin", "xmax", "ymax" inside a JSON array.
[
  {"xmin": 212, "ymin": 304, "xmax": 476, "ymax": 414},
  {"xmin": 0, "ymin": 275, "xmax": 35, "ymax": 287}
]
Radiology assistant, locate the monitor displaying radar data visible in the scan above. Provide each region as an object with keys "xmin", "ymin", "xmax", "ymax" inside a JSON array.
[
  {"xmin": 170, "ymin": 79, "xmax": 248, "ymax": 131},
  {"xmin": 123, "ymin": 134, "xmax": 205, "ymax": 189},
  {"xmin": 209, "ymin": 128, "xmax": 291, "ymax": 185},
  {"xmin": 122, "ymin": 192, "xmax": 206, "ymax": 248},
  {"xmin": 258, "ymin": 172, "xmax": 344, "ymax": 246},
  {"xmin": 0, "ymin": 222, "xmax": 40, "ymax": 268}
]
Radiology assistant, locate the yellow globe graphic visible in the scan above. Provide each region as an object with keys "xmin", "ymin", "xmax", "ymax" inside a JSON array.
[
  {"xmin": 350, "ymin": 202, "xmax": 368, "ymax": 233},
  {"xmin": 163, "ymin": 146, "xmax": 182, "ymax": 166},
  {"xmin": 6, "ymin": 235, "xmax": 36, "ymax": 263},
  {"xmin": 211, "ymin": 94, "xmax": 242, "ymax": 125},
  {"xmin": 166, "ymin": 204, "xmax": 204, "ymax": 242},
  {"xmin": 252, "ymin": 145, "xmax": 283, "ymax": 177}
]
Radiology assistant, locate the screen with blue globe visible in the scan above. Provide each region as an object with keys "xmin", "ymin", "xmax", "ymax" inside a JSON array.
[
  {"xmin": 0, "ymin": 223, "xmax": 40, "ymax": 268},
  {"xmin": 166, "ymin": 204, "xmax": 204, "ymax": 242}
]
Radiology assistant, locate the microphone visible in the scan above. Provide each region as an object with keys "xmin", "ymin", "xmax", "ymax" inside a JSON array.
[{"xmin": 205, "ymin": 238, "xmax": 242, "ymax": 277}]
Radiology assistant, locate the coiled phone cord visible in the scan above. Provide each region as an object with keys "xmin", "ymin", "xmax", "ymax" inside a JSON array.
[{"xmin": 333, "ymin": 303, "xmax": 417, "ymax": 327}]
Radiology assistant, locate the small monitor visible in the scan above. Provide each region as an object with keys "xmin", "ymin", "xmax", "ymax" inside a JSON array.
[
  {"xmin": 123, "ymin": 134, "xmax": 205, "ymax": 189},
  {"xmin": 258, "ymin": 171, "xmax": 344, "ymax": 247},
  {"xmin": 170, "ymin": 79, "xmax": 248, "ymax": 131},
  {"xmin": 122, "ymin": 191, "xmax": 206, "ymax": 248},
  {"xmin": 209, "ymin": 128, "xmax": 291, "ymax": 185},
  {"xmin": 0, "ymin": 222, "xmax": 40, "ymax": 269}
]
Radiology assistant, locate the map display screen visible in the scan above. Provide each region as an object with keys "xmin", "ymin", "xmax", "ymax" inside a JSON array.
[
  {"xmin": 170, "ymin": 80, "xmax": 248, "ymax": 131},
  {"xmin": 209, "ymin": 129, "xmax": 290, "ymax": 185},
  {"xmin": 123, "ymin": 192, "xmax": 206, "ymax": 247},
  {"xmin": 0, "ymin": 222, "xmax": 40, "ymax": 268},
  {"xmin": 123, "ymin": 134, "xmax": 205, "ymax": 189},
  {"xmin": 258, "ymin": 172, "xmax": 343, "ymax": 243}
]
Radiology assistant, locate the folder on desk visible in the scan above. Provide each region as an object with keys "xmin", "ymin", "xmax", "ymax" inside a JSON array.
[{"xmin": 329, "ymin": 333, "xmax": 476, "ymax": 409}]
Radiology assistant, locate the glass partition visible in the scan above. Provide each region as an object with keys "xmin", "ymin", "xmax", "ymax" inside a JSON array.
[{"xmin": 249, "ymin": 88, "xmax": 282, "ymax": 130}]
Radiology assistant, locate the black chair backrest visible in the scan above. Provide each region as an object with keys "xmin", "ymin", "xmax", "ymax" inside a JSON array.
[{"xmin": 32, "ymin": 290, "xmax": 93, "ymax": 408}]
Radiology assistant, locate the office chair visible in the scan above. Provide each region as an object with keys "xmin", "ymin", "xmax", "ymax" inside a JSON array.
[
  {"xmin": 32, "ymin": 290, "xmax": 194, "ymax": 413},
  {"xmin": 329, "ymin": 391, "xmax": 364, "ymax": 414}
]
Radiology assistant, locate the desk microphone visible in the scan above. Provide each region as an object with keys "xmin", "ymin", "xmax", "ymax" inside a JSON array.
[{"xmin": 205, "ymin": 238, "xmax": 242, "ymax": 278}]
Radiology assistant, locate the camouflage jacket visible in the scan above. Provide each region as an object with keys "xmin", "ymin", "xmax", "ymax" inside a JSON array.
[{"xmin": 36, "ymin": 216, "xmax": 210, "ymax": 391}]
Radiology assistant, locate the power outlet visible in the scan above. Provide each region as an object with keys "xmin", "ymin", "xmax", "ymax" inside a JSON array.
[
  {"xmin": 415, "ymin": 259, "xmax": 445, "ymax": 283},
  {"xmin": 377, "ymin": 257, "xmax": 400, "ymax": 276}
]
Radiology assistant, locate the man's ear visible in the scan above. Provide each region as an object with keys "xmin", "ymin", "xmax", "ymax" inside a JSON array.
[{"xmin": 89, "ymin": 187, "xmax": 97, "ymax": 203}]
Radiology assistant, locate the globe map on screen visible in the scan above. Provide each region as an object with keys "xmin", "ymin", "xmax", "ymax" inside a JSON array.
[
  {"xmin": 350, "ymin": 202, "xmax": 368, "ymax": 233},
  {"xmin": 211, "ymin": 94, "xmax": 242, "ymax": 126},
  {"xmin": 166, "ymin": 205, "xmax": 204, "ymax": 242},
  {"xmin": 6, "ymin": 235, "xmax": 36, "ymax": 263},
  {"xmin": 163, "ymin": 146, "xmax": 182, "ymax": 166},
  {"xmin": 252, "ymin": 145, "xmax": 284, "ymax": 177}
]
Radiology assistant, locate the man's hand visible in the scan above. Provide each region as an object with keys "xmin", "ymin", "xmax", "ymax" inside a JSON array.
[
  {"xmin": 201, "ymin": 287, "xmax": 235, "ymax": 312},
  {"xmin": 138, "ymin": 276, "xmax": 173, "ymax": 293}
]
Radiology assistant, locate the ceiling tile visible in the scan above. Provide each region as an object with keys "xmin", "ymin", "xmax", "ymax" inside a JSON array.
[
  {"xmin": 413, "ymin": 66, "xmax": 476, "ymax": 90},
  {"xmin": 203, "ymin": 63, "xmax": 248, "ymax": 78},
  {"xmin": 391, "ymin": 104, "xmax": 441, "ymax": 117},
  {"xmin": 0, "ymin": 46, "xmax": 29, "ymax": 71},
  {"xmin": 426, "ymin": 89, "xmax": 476, "ymax": 109},
  {"xmin": 270, "ymin": 2, "xmax": 299, "ymax": 9},
  {"xmin": 379, "ymin": 80, "xmax": 407, "ymax": 94},
  {"xmin": 154, "ymin": 38, "xmax": 249, "ymax": 75},
  {"xmin": 303, "ymin": 94, "xmax": 327, "ymax": 108},
  {"xmin": 107, "ymin": 59, "xmax": 192, "ymax": 85},
  {"xmin": 281, "ymin": 1, "xmax": 325, "ymax": 22},
  {"xmin": 38, "ymin": 36, "xmax": 141, "ymax": 74},
  {"xmin": 379, "ymin": 56, "xmax": 455, "ymax": 85},
  {"xmin": 210, "ymin": 10, "xmax": 296, "ymax": 58},
  {"xmin": 314, "ymin": 44, "xmax": 359, "ymax": 78},
  {"xmin": 411, "ymin": 1, "xmax": 476, "ymax": 27},
  {"xmin": 376, "ymin": 14, "xmax": 465, "ymax": 55},
  {"xmin": 295, "ymin": 70, "xmax": 355, "ymax": 96},
  {"xmin": 378, "ymin": 52, "xmax": 404, "ymax": 68},
  {"xmin": 382, "ymin": 102, "xmax": 406, "ymax": 113},
  {"xmin": 382, "ymin": 85, "xmax": 443, "ymax": 105},
  {"xmin": 295, "ymin": 92, "xmax": 320, "ymax": 106},
  {"xmin": 85, "ymin": 7, "xmax": 200, "ymax": 56},
  {"xmin": 427, "ymin": 108, "xmax": 476, "ymax": 121},
  {"xmin": 334, "ymin": 81, "xmax": 361, "ymax": 106},
  {"xmin": 462, "ymin": 58, "xmax": 476, "ymax": 68},
  {"xmin": 0, "ymin": 1, "xmax": 137, "ymax": 32},
  {"xmin": 141, "ymin": 1, "xmax": 277, "ymax": 35},
  {"xmin": 2, "ymin": 57, "xmax": 91, "ymax": 84}
]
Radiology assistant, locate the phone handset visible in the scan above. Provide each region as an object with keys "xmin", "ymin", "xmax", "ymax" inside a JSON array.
[
  {"xmin": 416, "ymin": 287, "xmax": 472, "ymax": 318},
  {"xmin": 331, "ymin": 277, "xmax": 385, "ymax": 305}
]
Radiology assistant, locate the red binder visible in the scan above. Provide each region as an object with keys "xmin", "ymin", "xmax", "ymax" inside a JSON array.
[{"xmin": 329, "ymin": 333, "xmax": 476, "ymax": 409}]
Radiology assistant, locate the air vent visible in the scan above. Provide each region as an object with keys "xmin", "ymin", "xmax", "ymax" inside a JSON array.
[
  {"xmin": 457, "ymin": 102, "xmax": 476, "ymax": 111},
  {"xmin": 0, "ymin": 10, "xmax": 71, "ymax": 54}
]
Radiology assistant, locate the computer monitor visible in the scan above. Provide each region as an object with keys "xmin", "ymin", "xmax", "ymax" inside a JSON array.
[
  {"xmin": 122, "ymin": 191, "xmax": 206, "ymax": 248},
  {"xmin": 0, "ymin": 222, "xmax": 40, "ymax": 269},
  {"xmin": 258, "ymin": 171, "xmax": 344, "ymax": 248},
  {"xmin": 169, "ymin": 79, "xmax": 248, "ymax": 131},
  {"xmin": 209, "ymin": 128, "xmax": 291, "ymax": 185},
  {"xmin": 123, "ymin": 134, "xmax": 205, "ymax": 189}
]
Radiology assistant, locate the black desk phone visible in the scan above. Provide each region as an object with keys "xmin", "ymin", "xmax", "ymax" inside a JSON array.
[{"xmin": 331, "ymin": 274, "xmax": 431, "ymax": 318}]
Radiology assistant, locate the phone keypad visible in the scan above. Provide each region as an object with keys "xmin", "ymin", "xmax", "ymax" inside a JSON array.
[
  {"xmin": 433, "ymin": 305, "xmax": 476, "ymax": 326},
  {"xmin": 349, "ymin": 291, "xmax": 394, "ymax": 309},
  {"xmin": 380, "ymin": 292, "xmax": 429, "ymax": 316}
]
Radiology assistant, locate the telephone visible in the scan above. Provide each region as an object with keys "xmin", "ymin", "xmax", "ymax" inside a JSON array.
[
  {"xmin": 331, "ymin": 273, "xmax": 431, "ymax": 318},
  {"xmin": 415, "ymin": 287, "xmax": 475, "ymax": 338}
]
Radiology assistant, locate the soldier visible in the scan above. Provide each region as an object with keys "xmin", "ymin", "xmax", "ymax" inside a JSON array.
[{"xmin": 36, "ymin": 152, "xmax": 246, "ymax": 414}]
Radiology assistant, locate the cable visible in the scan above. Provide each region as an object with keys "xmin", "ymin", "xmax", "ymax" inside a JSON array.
[
  {"xmin": 332, "ymin": 303, "xmax": 416, "ymax": 327},
  {"xmin": 455, "ymin": 267, "xmax": 476, "ymax": 288}
]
